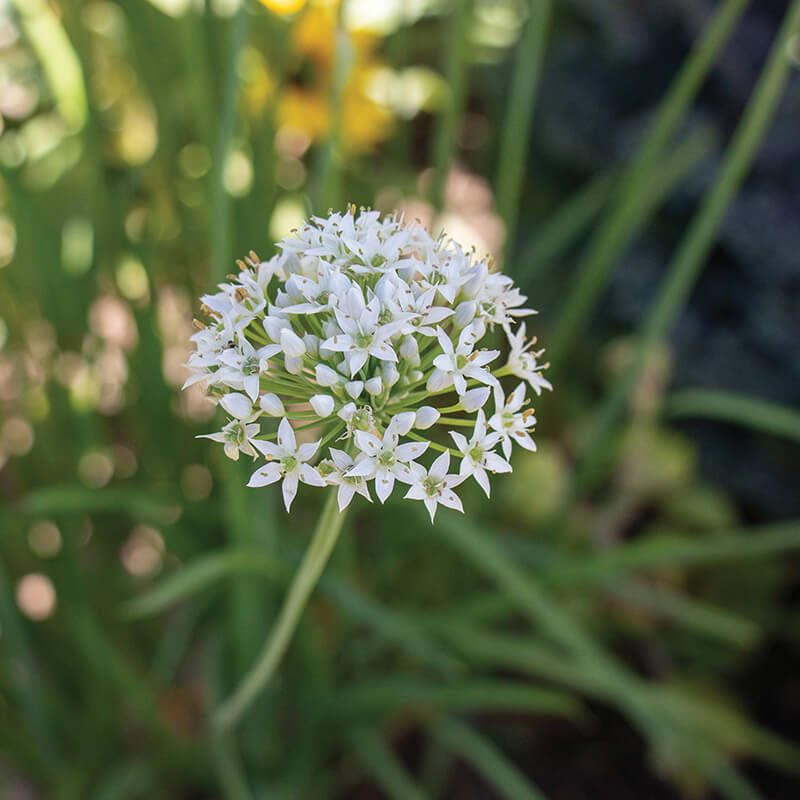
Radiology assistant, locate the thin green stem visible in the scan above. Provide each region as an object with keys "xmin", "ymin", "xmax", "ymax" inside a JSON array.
[
  {"xmin": 430, "ymin": 0, "xmax": 471, "ymax": 209},
  {"xmin": 213, "ymin": 489, "xmax": 348, "ymax": 732},
  {"xmin": 548, "ymin": 0, "xmax": 748, "ymax": 366},
  {"xmin": 495, "ymin": 0, "xmax": 551, "ymax": 256}
]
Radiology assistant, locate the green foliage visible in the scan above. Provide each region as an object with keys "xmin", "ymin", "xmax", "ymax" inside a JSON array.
[{"xmin": 1, "ymin": 0, "xmax": 799, "ymax": 797}]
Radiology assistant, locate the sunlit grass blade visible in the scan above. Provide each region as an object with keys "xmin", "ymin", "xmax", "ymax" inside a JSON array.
[
  {"xmin": 664, "ymin": 389, "xmax": 800, "ymax": 443},
  {"xmin": 430, "ymin": 717, "xmax": 546, "ymax": 800},
  {"xmin": 574, "ymin": 0, "xmax": 800, "ymax": 493},
  {"xmin": 430, "ymin": 0, "xmax": 472, "ymax": 208},
  {"xmin": 327, "ymin": 678, "xmax": 582, "ymax": 719},
  {"xmin": 349, "ymin": 727, "xmax": 428, "ymax": 800},
  {"xmin": 11, "ymin": 0, "xmax": 88, "ymax": 131},
  {"xmin": 515, "ymin": 172, "xmax": 614, "ymax": 284},
  {"xmin": 495, "ymin": 0, "xmax": 552, "ymax": 253},
  {"xmin": 548, "ymin": 0, "xmax": 749, "ymax": 365}
]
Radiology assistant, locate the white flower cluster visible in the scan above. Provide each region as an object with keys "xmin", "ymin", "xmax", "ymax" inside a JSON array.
[{"xmin": 185, "ymin": 209, "xmax": 551, "ymax": 521}]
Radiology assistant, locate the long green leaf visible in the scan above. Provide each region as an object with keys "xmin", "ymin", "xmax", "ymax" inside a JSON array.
[
  {"xmin": 548, "ymin": 0, "xmax": 749, "ymax": 366},
  {"xmin": 495, "ymin": 0, "xmax": 552, "ymax": 253},
  {"xmin": 431, "ymin": 717, "xmax": 545, "ymax": 800},
  {"xmin": 326, "ymin": 678, "xmax": 582, "ymax": 719},
  {"xmin": 575, "ymin": 0, "xmax": 800, "ymax": 492},
  {"xmin": 664, "ymin": 389, "xmax": 800, "ymax": 443},
  {"xmin": 349, "ymin": 728, "xmax": 428, "ymax": 800}
]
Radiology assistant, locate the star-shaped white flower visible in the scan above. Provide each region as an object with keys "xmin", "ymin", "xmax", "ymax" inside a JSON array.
[
  {"xmin": 505, "ymin": 323, "xmax": 552, "ymax": 396},
  {"xmin": 488, "ymin": 383, "xmax": 537, "ymax": 460},
  {"xmin": 347, "ymin": 422, "xmax": 428, "ymax": 503},
  {"xmin": 428, "ymin": 326, "xmax": 499, "ymax": 395},
  {"xmin": 248, "ymin": 418, "xmax": 325, "ymax": 511},
  {"xmin": 198, "ymin": 392, "xmax": 260, "ymax": 461},
  {"xmin": 216, "ymin": 335, "xmax": 281, "ymax": 401},
  {"xmin": 321, "ymin": 287, "xmax": 406, "ymax": 376},
  {"xmin": 404, "ymin": 452, "xmax": 464, "ymax": 522},
  {"xmin": 325, "ymin": 448, "xmax": 373, "ymax": 511},
  {"xmin": 449, "ymin": 410, "xmax": 512, "ymax": 497}
]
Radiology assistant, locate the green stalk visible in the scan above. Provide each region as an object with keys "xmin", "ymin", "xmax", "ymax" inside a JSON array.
[
  {"xmin": 210, "ymin": 2, "xmax": 249, "ymax": 280},
  {"xmin": 213, "ymin": 489, "xmax": 348, "ymax": 732},
  {"xmin": 664, "ymin": 389, "xmax": 800, "ymax": 443},
  {"xmin": 495, "ymin": 0, "xmax": 552, "ymax": 255},
  {"xmin": 430, "ymin": 0, "xmax": 472, "ymax": 209},
  {"xmin": 548, "ymin": 0, "xmax": 748, "ymax": 365},
  {"xmin": 574, "ymin": 0, "xmax": 800, "ymax": 494}
]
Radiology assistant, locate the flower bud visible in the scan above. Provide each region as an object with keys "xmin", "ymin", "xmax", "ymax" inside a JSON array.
[
  {"xmin": 391, "ymin": 412, "xmax": 415, "ymax": 435},
  {"xmin": 399, "ymin": 336, "xmax": 420, "ymax": 366},
  {"xmin": 460, "ymin": 386, "xmax": 490, "ymax": 412},
  {"xmin": 310, "ymin": 394, "xmax": 335, "ymax": 417},
  {"xmin": 280, "ymin": 328, "xmax": 306, "ymax": 358},
  {"xmin": 453, "ymin": 300, "xmax": 477, "ymax": 329},
  {"xmin": 365, "ymin": 376, "xmax": 383, "ymax": 396},
  {"xmin": 284, "ymin": 355, "xmax": 303, "ymax": 375},
  {"xmin": 220, "ymin": 392, "xmax": 252, "ymax": 419},
  {"xmin": 415, "ymin": 406, "xmax": 440, "ymax": 429},
  {"xmin": 316, "ymin": 364, "xmax": 341, "ymax": 387},
  {"xmin": 426, "ymin": 368, "xmax": 450, "ymax": 392},
  {"xmin": 382, "ymin": 362, "xmax": 400, "ymax": 387},
  {"xmin": 259, "ymin": 393, "xmax": 285, "ymax": 417},
  {"xmin": 338, "ymin": 402, "xmax": 356, "ymax": 422},
  {"xmin": 345, "ymin": 380, "xmax": 364, "ymax": 399}
]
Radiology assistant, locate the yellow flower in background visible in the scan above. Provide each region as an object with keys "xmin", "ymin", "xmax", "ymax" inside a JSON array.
[
  {"xmin": 250, "ymin": 0, "xmax": 394, "ymax": 155},
  {"xmin": 257, "ymin": 0, "xmax": 307, "ymax": 16}
]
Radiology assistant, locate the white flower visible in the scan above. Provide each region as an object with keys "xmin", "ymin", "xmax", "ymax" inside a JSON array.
[
  {"xmin": 247, "ymin": 419, "xmax": 325, "ymax": 511},
  {"xmin": 488, "ymin": 383, "xmax": 538, "ymax": 459},
  {"xmin": 321, "ymin": 287, "xmax": 405, "ymax": 376},
  {"xmin": 404, "ymin": 452, "xmax": 464, "ymax": 522},
  {"xmin": 217, "ymin": 336, "xmax": 281, "ymax": 401},
  {"xmin": 429, "ymin": 326, "xmax": 499, "ymax": 396},
  {"xmin": 505, "ymin": 323, "xmax": 553, "ymax": 395},
  {"xmin": 326, "ymin": 449, "xmax": 373, "ymax": 511},
  {"xmin": 449, "ymin": 410, "xmax": 512, "ymax": 497},
  {"xmin": 347, "ymin": 427, "xmax": 428, "ymax": 503},
  {"xmin": 187, "ymin": 209, "xmax": 549, "ymax": 514}
]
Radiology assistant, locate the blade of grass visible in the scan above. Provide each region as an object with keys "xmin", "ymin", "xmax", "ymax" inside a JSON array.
[
  {"xmin": 430, "ymin": 0, "xmax": 472, "ymax": 209},
  {"xmin": 574, "ymin": 0, "xmax": 800, "ymax": 493},
  {"xmin": 495, "ymin": 0, "xmax": 552, "ymax": 254},
  {"xmin": 326, "ymin": 678, "xmax": 582, "ymax": 720},
  {"xmin": 315, "ymin": 2, "xmax": 352, "ymax": 212},
  {"xmin": 349, "ymin": 727, "xmax": 429, "ymax": 800},
  {"xmin": 430, "ymin": 717, "xmax": 546, "ymax": 800},
  {"xmin": 664, "ymin": 389, "xmax": 800, "ymax": 443},
  {"xmin": 547, "ymin": 0, "xmax": 749, "ymax": 366},
  {"xmin": 19, "ymin": 484, "xmax": 181, "ymax": 525},
  {"xmin": 210, "ymin": 1, "xmax": 249, "ymax": 279},
  {"xmin": 515, "ymin": 172, "xmax": 615, "ymax": 285}
]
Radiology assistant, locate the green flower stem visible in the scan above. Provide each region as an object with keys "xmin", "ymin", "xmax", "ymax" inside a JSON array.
[
  {"xmin": 213, "ymin": 489, "xmax": 348, "ymax": 733},
  {"xmin": 437, "ymin": 416, "xmax": 475, "ymax": 427},
  {"xmin": 408, "ymin": 432, "xmax": 460, "ymax": 457}
]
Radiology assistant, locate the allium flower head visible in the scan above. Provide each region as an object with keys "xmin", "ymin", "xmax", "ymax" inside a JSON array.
[{"xmin": 186, "ymin": 209, "xmax": 551, "ymax": 520}]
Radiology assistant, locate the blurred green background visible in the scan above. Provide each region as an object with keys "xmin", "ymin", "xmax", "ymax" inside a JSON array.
[{"xmin": 2, "ymin": 0, "xmax": 800, "ymax": 797}]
